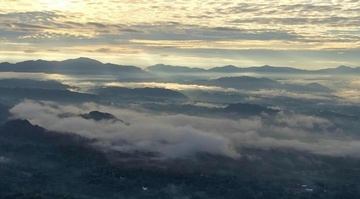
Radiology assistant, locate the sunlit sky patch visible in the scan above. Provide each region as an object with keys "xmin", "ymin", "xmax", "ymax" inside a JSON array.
[
  {"xmin": 1, "ymin": 0, "xmax": 359, "ymax": 69},
  {"xmin": 104, "ymin": 81, "xmax": 237, "ymax": 92}
]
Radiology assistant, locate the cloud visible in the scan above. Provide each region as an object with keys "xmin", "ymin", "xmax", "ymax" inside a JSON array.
[
  {"xmin": 0, "ymin": 156, "xmax": 11, "ymax": 164},
  {"xmin": 245, "ymin": 89, "xmax": 334, "ymax": 101},
  {"xmin": 8, "ymin": 100, "xmax": 360, "ymax": 159},
  {"xmin": 9, "ymin": 100, "xmax": 239, "ymax": 159},
  {"xmin": 336, "ymin": 89, "xmax": 360, "ymax": 104},
  {"xmin": 103, "ymin": 82, "xmax": 237, "ymax": 92},
  {"xmin": 330, "ymin": 79, "xmax": 360, "ymax": 104},
  {"xmin": 0, "ymin": 74, "xmax": 73, "ymax": 87},
  {"xmin": 1, "ymin": 1, "xmax": 360, "ymax": 68}
]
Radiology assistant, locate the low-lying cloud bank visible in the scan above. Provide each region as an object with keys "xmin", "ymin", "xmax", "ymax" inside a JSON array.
[
  {"xmin": 9, "ymin": 100, "xmax": 360, "ymax": 159},
  {"xmin": 104, "ymin": 82, "xmax": 237, "ymax": 92}
]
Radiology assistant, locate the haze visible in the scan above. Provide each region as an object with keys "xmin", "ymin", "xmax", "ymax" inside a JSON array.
[
  {"xmin": 1, "ymin": 0, "xmax": 360, "ymax": 68},
  {"xmin": 1, "ymin": 1, "xmax": 360, "ymax": 198}
]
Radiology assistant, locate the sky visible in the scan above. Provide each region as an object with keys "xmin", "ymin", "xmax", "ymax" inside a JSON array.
[{"xmin": 0, "ymin": 0, "xmax": 359, "ymax": 69}]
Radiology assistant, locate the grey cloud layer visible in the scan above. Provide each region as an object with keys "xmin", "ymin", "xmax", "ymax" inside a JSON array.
[
  {"xmin": 1, "ymin": 0, "xmax": 359, "ymax": 46},
  {"xmin": 1, "ymin": 0, "xmax": 359, "ymax": 68},
  {"xmin": 9, "ymin": 100, "xmax": 360, "ymax": 159}
]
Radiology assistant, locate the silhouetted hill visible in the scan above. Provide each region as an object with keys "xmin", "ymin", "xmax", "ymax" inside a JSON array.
[
  {"xmin": 223, "ymin": 103, "xmax": 278, "ymax": 114},
  {"xmin": 0, "ymin": 103, "xmax": 10, "ymax": 124},
  {"xmin": 80, "ymin": 111, "xmax": 117, "ymax": 121},
  {"xmin": 0, "ymin": 119, "xmax": 91, "ymax": 149},
  {"xmin": 193, "ymin": 76, "xmax": 334, "ymax": 93},
  {"xmin": 1, "ymin": 119, "xmax": 45, "ymax": 135},
  {"xmin": 82, "ymin": 110, "xmax": 119, "ymax": 121},
  {"xmin": 0, "ymin": 119, "xmax": 53, "ymax": 143},
  {"xmin": 146, "ymin": 63, "xmax": 359, "ymax": 74},
  {"xmin": 80, "ymin": 111, "xmax": 129, "ymax": 125},
  {"xmin": 0, "ymin": 79, "xmax": 69, "ymax": 90},
  {"xmin": 244, "ymin": 65, "xmax": 306, "ymax": 73},
  {"xmin": 208, "ymin": 65, "xmax": 306, "ymax": 73},
  {"xmin": 2, "ymin": 58, "xmax": 358, "ymax": 75},
  {"xmin": 194, "ymin": 76, "xmax": 281, "ymax": 90},
  {"xmin": 284, "ymin": 83, "xmax": 335, "ymax": 93},
  {"xmin": 316, "ymin": 110, "xmax": 360, "ymax": 121},
  {"xmin": 316, "ymin": 65, "xmax": 360, "ymax": 74},
  {"xmin": 143, "ymin": 102, "xmax": 278, "ymax": 117},
  {"xmin": 0, "ymin": 87, "xmax": 97, "ymax": 102},
  {"xmin": 208, "ymin": 65, "xmax": 241, "ymax": 72},
  {"xmin": 0, "ymin": 57, "xmax": 146, "ymax": 75},
  {"xmin": 1, "ymin": 119, "xmax": 360, "ymax": 198},
  {"xmin": 145, "ymin": 64, "xmax": 206, "ymax": 73}
]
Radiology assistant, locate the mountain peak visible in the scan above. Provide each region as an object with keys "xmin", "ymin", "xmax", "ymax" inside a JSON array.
[
  {"xmin": 1, "ymin": 119, "xmax": 45, "ymax": 134},
  {"xmin": 208, "ymin": 65, "xmax": 241, "ymax": 72},
  {"xmin": 80, "ymin": 111, "xmax": 118, "ymax": 121},
  {"xmin": 222, "ymin": 65, "xmax": 238, "ymax": 68},
  {"xmin": 316, "ymin": 65, "xmax": 359, "ymax": 73},
  {"xmin": 336, "ymin": 65, "xmax": 352, "ymax": 69},
  {"xmin": 65, "ymin": 57, "xmax": 103, "ymax": 64},
  {"xmin": 145, "ymin": 64, "xmax": 206, "ymax": 73},
  {"xmin": 260, "ymin": 65, "xmax": 273, "ymax": 68}
]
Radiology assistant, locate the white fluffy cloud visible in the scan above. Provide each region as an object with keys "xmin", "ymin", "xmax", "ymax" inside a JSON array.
[
  {"xmin": 9, "ymin": 100, "xmax": 239, "ymax": 159},
  {"xmin": 9, "ymin": 100, "xmax": 360, "ymax": 159}
]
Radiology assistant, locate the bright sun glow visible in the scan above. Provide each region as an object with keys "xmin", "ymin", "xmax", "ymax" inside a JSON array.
[
  {"xmin": 1, "ymin": 0, "xmax": 359, "ymax": 69},
  {"xmin": 40, "ymin": 0, "xmax": 72, "ymax": 11}
]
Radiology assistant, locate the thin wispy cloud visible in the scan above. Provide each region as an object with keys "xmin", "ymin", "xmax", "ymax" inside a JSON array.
[{"xmin": 0, "ymin": 0, "xmax": 359, "ymax": 68}]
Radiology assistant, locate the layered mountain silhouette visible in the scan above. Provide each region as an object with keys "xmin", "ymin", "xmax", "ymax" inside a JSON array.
[
  {"xmin": 80, "ymin": 111, "xmax": 118, "ymax": 121},
  {"xmin": 0, "ymin": 119, "xmax": 46, "ymax": 140},
  {"xmin": 1, "ymin": 58, "xmax": 359, "ymax": 75},
  {"xmin": 208, "ymin": 65, "xmax": 306, "ymax": 73},
  {"xmin": 192, "ymin": 76, "xmax": 334, "ymax": 92},
  {"xmin": 0, "ymin": 57, "xmax": 145, "ymax": 75},
  {"xmin": 208, "ymin": 65, "xmax": 242, "ymax": 73},
  {"xmin": 223, "ymin": 103, "xmax": 278, "ymax": 114},
  {"xmin": 94, "ymin": 87, "xmax": 189, "ymax": 100},
  {"xmin": 0, "ymin": 79, "xmax": 69, "ymax": 90},
  {"xmin": 146, "ymin": 63, "xmax": 360, "ymax": 74},
  {"xmin": 0, "ymin": 87, "xmax": 97, "ymax": 102},
  {"xmin": 145, "ymin": 64, "xmax": 206, "ymax": 73},
  {"xmin": 2, "ymin": 118, "xmax": 360, "ymax": 198},
  {"xmin": 315, "ymin": 65, "xmax": 360, "ymax": 74}
]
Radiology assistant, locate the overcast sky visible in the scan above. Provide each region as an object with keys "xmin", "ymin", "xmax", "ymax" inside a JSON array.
[{"xmin": 1, "ymin": 0, "xmax": 359, "ymax": 69}]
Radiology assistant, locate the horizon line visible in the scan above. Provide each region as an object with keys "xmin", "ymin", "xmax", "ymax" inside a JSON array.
[{"xmin": 0, "ymin": 57, "xmax": 359, "ymax": 71}]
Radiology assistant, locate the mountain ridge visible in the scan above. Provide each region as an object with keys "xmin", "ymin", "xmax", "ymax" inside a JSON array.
[
  {"xmin": 0, "ymin": 57, "xmax": 145, "ymax": 75},
  {"xmin": 150, "ymin": 64, "xmax": 359, "ymax": 74},
  {"xmin": 0, "ymin": 57, "xmax": 359, "ymax": 74},
  {"xmin": 192, "ymin": 76, "xmax": 334, "ymax": 93}
]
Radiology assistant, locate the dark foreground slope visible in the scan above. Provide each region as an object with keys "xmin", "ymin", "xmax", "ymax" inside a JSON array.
[{"xmin": 1, "ymin": 119, "xmax": 360, "ymax": 199}]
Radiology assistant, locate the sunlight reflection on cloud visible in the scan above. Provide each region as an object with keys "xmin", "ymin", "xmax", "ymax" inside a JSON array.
[
  {"xmin": 104, "ymin": 82, "xmax": 237, "ymax": 92},
  {"xmin": 9, "ymin": 100, "xmax": 360, "ymax": 159}
]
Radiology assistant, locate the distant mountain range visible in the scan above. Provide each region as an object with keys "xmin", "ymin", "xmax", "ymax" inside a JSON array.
[
  {"xmin": 207, "ymin": 65, "xmax": 306, "ymax": 73},
  {"xmin": 0, "ymin": 57, "xmax": 145, "ymax": 75},
  {"xmin": 145, "ymin": 64, "xmax": 206, "ymax": 73},
  {"xmin": 0, "ymin": 87, "xmax": 97, "ymax": 102},
  {"xmin": 192, "ymin": 76, "xmax": 334, "ymax": 93},
  {"xmin": 94, "ymin": 87, "xmax": 189, "ymax": 101},
  {"xmin": 0, "ymin": 79, "xmax": 69, "ymax": 90},
  {"xmin": 0, "ymin": 57, "xmax": 359, "ymax": 75},
  {"xmin": 146, "ymin": 64, "xmax": 360, "ymax": 74}
]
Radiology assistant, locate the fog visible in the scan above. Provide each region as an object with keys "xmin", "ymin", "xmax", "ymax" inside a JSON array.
[
  {"xmin": 9, "ymin": 100, "xmax": 360, "ymax": 159},
  {"xmin": 104, "ymin": 82, "xmax": 237, "ymax": 92}
]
